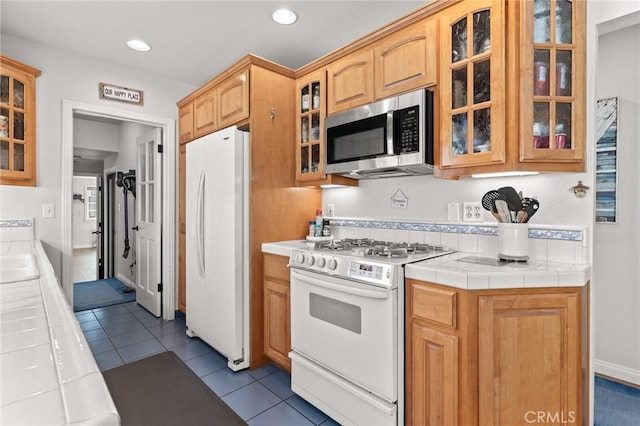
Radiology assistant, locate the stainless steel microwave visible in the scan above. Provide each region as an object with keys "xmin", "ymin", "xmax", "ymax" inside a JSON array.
[{"xmin": 325, "ymin": 88, "xmax": 434, "ymax": 179}]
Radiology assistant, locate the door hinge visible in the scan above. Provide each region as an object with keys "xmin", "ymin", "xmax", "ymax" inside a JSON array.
[
  {"xmin": 157, "ymin": 145, "xmax": 164, "ymax": 153},
  {"xmin": 157, "ymin": 283, "xmax": 163, "ymax": 292}
]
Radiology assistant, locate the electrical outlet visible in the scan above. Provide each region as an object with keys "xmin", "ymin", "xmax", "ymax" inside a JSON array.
[
  {"xmin": 463, "ymin": 202, "xmax": 483, "ymax": 222},
  {"xmin": 447, "ymin": 202, "xmax": 460, "ymax": 222},
  {"xmin": 327, "ymin": 204, "xmax": 335, "ymax": 217}
]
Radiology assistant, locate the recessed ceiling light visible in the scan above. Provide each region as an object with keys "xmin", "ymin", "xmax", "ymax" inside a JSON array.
[
  {"xmin": 272, "ymin": 8, "xmax": 297, "ymax": 25},
  {"xmin": 127, "ymin": 39, "xmax": 151, "ymax": 52}
]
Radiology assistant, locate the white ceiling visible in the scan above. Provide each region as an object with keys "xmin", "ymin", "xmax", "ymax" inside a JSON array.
[{"xmin": 1, "ymin": 0, "xmax": 427, "ymax": 87}]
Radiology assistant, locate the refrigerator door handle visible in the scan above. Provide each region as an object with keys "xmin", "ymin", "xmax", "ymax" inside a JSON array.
[{"xmin": 196, "ymin": 170, "xmax": 206, "ymax": 276}]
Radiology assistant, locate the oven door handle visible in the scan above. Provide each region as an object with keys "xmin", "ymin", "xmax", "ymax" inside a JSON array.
[{"xmin": 291, "ymin": 270, "xmax": 389, "ymax": 299}]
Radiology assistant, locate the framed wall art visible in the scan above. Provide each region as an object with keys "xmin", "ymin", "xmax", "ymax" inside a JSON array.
[{"xmin": 595, "ymin": 97, "xmax": 618, "ymax": 223}]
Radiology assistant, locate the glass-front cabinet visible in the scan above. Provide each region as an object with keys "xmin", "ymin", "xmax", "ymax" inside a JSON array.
[
  {"xmin": 0, "ymin": 56, "xmax": 40, "ymax": 186},
  {"xmin": 295, "ymin": 71, "xmax": 324, "ymax": 182},
  {"xmin": 520, "ymin": 0, "xmax": 585, "ymax": 162},
  {"xmin": 439, "ymin": 0, "xmax": 506, "ymax": 169}
]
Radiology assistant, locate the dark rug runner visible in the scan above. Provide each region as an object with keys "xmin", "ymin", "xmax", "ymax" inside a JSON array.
[
  {"xmin": 103, "ymin": 351, "xmax": 247, "ymax": 426},
  {"xmin": 73, "ymin": 277, "xmax": 136, "ymax": 312}
]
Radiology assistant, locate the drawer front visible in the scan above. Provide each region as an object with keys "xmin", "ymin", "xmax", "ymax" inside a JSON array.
[
  {"xmin": 411, "ymin": 283, "xmax": 457, "ymax": 328},
  {"xmin": 263, "ymin": 254, "xmax": 290, "ymax": 282}
]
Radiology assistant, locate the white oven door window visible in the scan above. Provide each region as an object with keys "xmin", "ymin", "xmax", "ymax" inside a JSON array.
[{"xmin": 290, "ymin": 269, "xmax": 397, "ymax": 402}]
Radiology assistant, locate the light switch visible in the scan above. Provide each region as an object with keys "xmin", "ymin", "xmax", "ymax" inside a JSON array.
[
  {"xmin": 447, "ymin": 203, "xmax": 460, "ymax": 222},
  {"xmin": 42, "ymin": 203, "xmax": 55, "ymax": 218}
]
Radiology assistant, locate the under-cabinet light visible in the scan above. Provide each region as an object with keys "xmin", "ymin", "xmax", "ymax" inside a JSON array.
[{"xmin": 471, "ymin": 171, "xmax": 540, "ymax": 179}]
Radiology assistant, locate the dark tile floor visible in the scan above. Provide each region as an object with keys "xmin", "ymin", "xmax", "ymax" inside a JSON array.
[{"xmin": 76, "ymin": 302, "xmax": 339, "ymax": 426}]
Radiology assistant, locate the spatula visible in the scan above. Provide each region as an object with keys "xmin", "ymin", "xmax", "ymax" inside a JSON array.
[
  {"xmin": 498, "ymin": 186, "xmax": 523, "ymax": 214},
  {"xmin": 494, "ymin": 199, "xmax": 512, "ymax": 223}
]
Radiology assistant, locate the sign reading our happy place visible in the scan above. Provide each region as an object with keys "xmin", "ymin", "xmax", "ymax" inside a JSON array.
[{"xmin": 99, "ymin": 83, "xmax": 144, "ymax": 105}]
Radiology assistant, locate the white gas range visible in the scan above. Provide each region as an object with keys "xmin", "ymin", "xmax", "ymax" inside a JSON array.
[{"xmin": 288, "ymin": 238, "xmax": 455, "ymax": 426}]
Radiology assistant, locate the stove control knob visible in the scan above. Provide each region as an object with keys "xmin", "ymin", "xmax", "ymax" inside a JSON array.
[
  {"xmin": 316, "ymin": 257, "xmax": 326, "ymax": 268},
  {"xmin": 327, "ymin": 258, "xmax": 338, "ymax": 270},
  {"xmin": 295, "ymin": 253, "xmax": 305, "ymax": 264},
  {"xmin": 305, "ymin": 256, "xmax": 315, "ymax": 266}
]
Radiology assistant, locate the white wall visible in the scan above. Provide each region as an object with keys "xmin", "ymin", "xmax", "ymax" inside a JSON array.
[
  {"xmin": 74, "ymin": 118, "xmax": 120, "ymax": 152},
  {"xmin": 0, "ymin": 34, "xmax": 195, "ymax": 279},
  {"xmin": 594, "ymin": 21, "xmax": 640, "ymax": 384},
  {"xmin": 72, "ymin": 176, "xmax": 97, "ymax": 249}
]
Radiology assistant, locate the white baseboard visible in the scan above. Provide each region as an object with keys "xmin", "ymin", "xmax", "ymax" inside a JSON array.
[
  {"xmin": 116, "ymin": 273, "xmax": 135, "ymax": 289},
  {"xmin": 594, "ymin": 359, "xmax": 640, "ymax": 385},
  {"xmin": 73, "ymin": 244, "xmax": 94, "ymax": 250}
]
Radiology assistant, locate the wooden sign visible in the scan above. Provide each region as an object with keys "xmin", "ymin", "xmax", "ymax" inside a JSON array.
[{"xmin": 99, "ymin": 83, "xmax": 144, "ymax": 105}]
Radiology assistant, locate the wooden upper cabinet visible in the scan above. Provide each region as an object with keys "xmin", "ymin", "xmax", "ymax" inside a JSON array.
[
  {"xmin": 519, "ymin": 0, "xmax": 585, "ymax": 164},
  {"xmin": 373, "ymin": 18, "xmax": 438, "ymax": 100},
  {"xmin": 218, "ymin": 68, "xmax": 249, "ymax": 129},
  {"xmin": 327, "ymin": 48, "xmax": 374, "ymax": 115},
  {"xmin": 193, "ymin": 88, "xmax": 217, "ymax": 138},
  {"xmin": 438, "ymin": 0, "xmax": 506, "ymax": 169},
  {"xmin": 0, "ymin": 55, "xmax": 41, "ymax": 186},
  {"xmin": 178, "ymin": 103, "xmax": 194, "ymax": 144}
]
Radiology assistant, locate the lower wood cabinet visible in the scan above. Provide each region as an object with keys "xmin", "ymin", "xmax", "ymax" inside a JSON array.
[
  {"xmin": 263, "ymin": 254, "xmax": 291, "ymax": 372},
  {"xmin": 406, "ymin": 279, "xmax": 589, "ymax": 426}
]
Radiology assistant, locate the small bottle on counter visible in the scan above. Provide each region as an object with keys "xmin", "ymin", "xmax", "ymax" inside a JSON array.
[
  {"xmin": 308, "ymin": 221, "xmax": 316, "ymax": 237},
  {"xmin": 322, "ymin": 218, "xmax": 331, "ymax": 237},
  {"xmin": 315, "ymin": 209, "xmax": 323, "ymax": 237}
]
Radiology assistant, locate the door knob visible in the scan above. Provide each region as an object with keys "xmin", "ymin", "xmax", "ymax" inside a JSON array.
[{"xmin": 132, "ymin": 226, "xmax": 139, "ymax": 231}]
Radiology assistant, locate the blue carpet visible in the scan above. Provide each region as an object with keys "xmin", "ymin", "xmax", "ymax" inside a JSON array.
[
  {"xmin": 594, "ymin": 375, "xmax": 640, "ymax": 426},
  {"xmin": 73, "ymin": 277, "xmax": 136, "ymax": 312}
]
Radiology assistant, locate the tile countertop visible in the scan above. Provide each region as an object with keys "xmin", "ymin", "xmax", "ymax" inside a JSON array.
[
  {"xmin": 0, "ymin": 240, "xmax": 119, "ymax": 425},
  {"xmin": 261, "ymin": 240, "xmax": 310, "ymax": 257},
  {"xmin": 405, "ymin": 251, "xmax": 591, "ymax": 290}
]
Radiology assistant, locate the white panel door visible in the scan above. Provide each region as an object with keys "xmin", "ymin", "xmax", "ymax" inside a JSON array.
[{"xmin": 135, "ymin": 128, "xmax": 163, "ymax": 317}]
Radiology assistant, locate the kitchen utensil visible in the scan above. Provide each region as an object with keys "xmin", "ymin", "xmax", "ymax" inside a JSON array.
[
  {"xmin": 494, "ymin": 199, "xmax": 512, "ymax": 223},
  {"xmin": 521, "ymin": 198, "xmax": 540, "ymax": 223},
  {"xmin": 482, "ymin": 190, "xmax": 505, "ymax": 222},
  {"xmin": 481, "ymin": 190, "xmax": 503, "ymax": 212},
  {"xmin": 498, "ymin": 186, "xmax": 523, "ymax": 215}
]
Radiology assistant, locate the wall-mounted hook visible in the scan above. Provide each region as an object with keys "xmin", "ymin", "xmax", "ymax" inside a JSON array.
[
  {"xmin": 570, "ymin": 181, "xmax": 589, "ymax": 198},
  {"xmin": 270, "ymin": 108, "xmax": 276, "ymax": 120}
]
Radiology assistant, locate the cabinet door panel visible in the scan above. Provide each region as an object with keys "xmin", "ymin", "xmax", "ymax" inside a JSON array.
[
  {"xmin": 374, "ymin": 18, "xmax": 437, "ymax": 100},
  {"xmin": 218, "ymin": 68, "xmax": 249, "ymax": 129},
  {"xmin": 439, "ymin": 0, "xmax": 506, "ymax": 169},
  {"xmin": 263, "ymin": 278, "xmax": 291, "ymax": 371},
  {"xmin": 327, "ymin": 49, "xmax": 374, "ymax": 115},
  {"xmin": 478, "ymin": 293, "xmax": 581, "ymax": 425},
  {"xmin": 520, "ymin": 0, "xmax": 585, "ymax": 163},
  {"xmin": 194, "ymin": 89, "xmax": 217, "ymax": 138},
  {"xmin": 178, "ymin": 104, "xmax": 194, "ymax": 144},
  {"xmin": 408, "ymin": 324, "xmax": 458, "ymax": 426}
]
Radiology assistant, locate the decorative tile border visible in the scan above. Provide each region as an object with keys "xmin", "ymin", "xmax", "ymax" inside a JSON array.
[
  {"xmin": 0, "ymin": 219, "xmax": 34, "ymax": 228},
  {"xmin": 328, "ymin": 218, "xmax": 584, "ymax": 242}
]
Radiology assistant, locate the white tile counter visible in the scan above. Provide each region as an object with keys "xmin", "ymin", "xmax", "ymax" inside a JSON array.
[
  {"xmin": 1, "ymin": 231, "xmax": 119, "ymax": 424},
  {"xmin": 405, "ymin": 251, "xmax": 590, "ymax": 290},
  {"xmin": 261, "ymin": 240, "xmax": 309, "ymax": 257}
]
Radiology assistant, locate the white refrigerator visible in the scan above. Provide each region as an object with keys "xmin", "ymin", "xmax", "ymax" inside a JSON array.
[{"xmin": 185, "ymin": 126, "xmax": 250, "ymax": 371}]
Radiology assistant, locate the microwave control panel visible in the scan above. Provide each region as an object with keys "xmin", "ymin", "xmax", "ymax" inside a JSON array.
[{"xmin": 395, "ymin": 105, "xmax": 420, "ymax": 154}]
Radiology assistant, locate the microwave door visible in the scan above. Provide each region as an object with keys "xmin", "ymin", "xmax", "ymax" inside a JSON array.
[{"xmin": 326, "ymin": 113, "xmax": 398, "ymax": 175}]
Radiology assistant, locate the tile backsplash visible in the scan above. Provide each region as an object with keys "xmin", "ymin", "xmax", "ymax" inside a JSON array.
[
  {"xmin": 0, "ymin": 219, "xmax": 35, "ymax": 242},
  {"xmin": 328, "ymin": 217, "xmax": 588, "ymax": 265}
]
